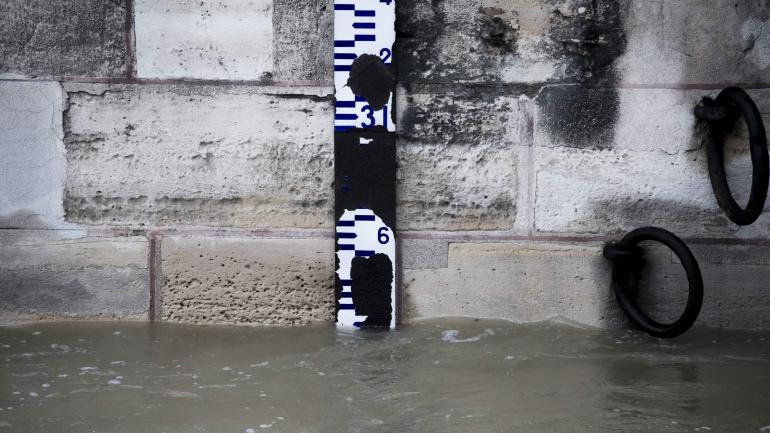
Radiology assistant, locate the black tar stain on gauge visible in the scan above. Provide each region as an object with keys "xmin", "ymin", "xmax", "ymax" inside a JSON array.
[
  {"xmin": 334, "ymin": 128, "xmax": 396, "ymax": 230},
  {"xmin": 334, "ymin": 129, "xmax": 396, "ymax": 325},
  {"xmin": 346, "ymin": 54, "xmax": 395, "ymax": 111},
  {"xmin": 539, "ymin": 0, "xmax": 627, "ymax": 149},
  {"xmin": 350, "ymin": 253, "xmax": 393, "ymax": 327}
]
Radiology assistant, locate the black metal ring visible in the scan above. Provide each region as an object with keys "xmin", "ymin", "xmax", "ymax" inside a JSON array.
[
  {"xmin": 700, "ymin": 87, "xmax": 768, "ymax": 225},
  {"xmin": 603, "ymin": 227, "xmax": 703, "ymax": 338}
]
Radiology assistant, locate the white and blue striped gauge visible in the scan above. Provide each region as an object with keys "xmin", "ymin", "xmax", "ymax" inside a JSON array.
[
  {"xmin": 334, "ymin": 0, "xmax": 396, "ymax": 132},
  {"xmin": 334, "ymin": 0, "xmax": 397, "ymax": 329},
  {"xmin": 336, "ymin": 209, "xmax": 396, "ymax": 328}
]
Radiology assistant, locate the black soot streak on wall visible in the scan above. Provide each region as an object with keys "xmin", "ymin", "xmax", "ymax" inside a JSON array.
[
  {"xmin": 541, "ymin": 0, "xmax": 627, "ymax": 149},
  {"xmin": 476, "ymin": 7, "xmax": 518, "ymax": 54},
  {"xmin": 394, "ymin": 0, "xmax": 447, "ymax": 83},
  {"xmin": 350, "ymin": 253, "xmax": 393, "ymax": 327}
]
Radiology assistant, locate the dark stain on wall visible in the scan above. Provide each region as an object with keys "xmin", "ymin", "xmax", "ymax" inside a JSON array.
[
  {"xmin": 537, "ymin": 85, "xmax": 621, "ymax": 149},
  {"xmin": 538, "ymin": 0, "xmax": 627, "ymax": 149},
  {"xmin": 587, "ymin": 198, "xmax": 732, "ymax": 235},
  {"xmin": 547, "ymin": 0, "xmax": 627, "ymax": 84},
  {"xmin": 476, "ymin": 7, "xmax": 518, "ymax": 54},
  {"xmin": 398, "ymin": 83, "xmax": 531, "ymax": 144},
  {"xmin": 0, "ymin": 272, "xmax": 95, "ymax": 313},
  {"xmin": 0, "ymin": 0, "xmax": 129, "ymax": 78},
  {"xmin": 350, "ymin": 253, "xmax": 393, "ymax": 327},
  {"xmin": 395, "ymin": 0, "xmax": 628, "ymax": 149},
  {"xmin": 394, "ymin": 0, "xmax": 447, "ymax": 82},
  {"xmin": 346, "ymin": 54, "xmax": 395, "ymax": 111}
]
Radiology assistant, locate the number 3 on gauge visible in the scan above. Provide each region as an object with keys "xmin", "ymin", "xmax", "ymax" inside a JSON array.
[{"xmin": 378, "ymin": 227, "xmax": 390, "ymax": 244}]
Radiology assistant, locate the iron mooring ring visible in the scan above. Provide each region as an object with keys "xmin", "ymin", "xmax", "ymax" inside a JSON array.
[
  {"xmin": 603, "ymin": 227, "xmax": 703, "ymax": 339},
  {"xmin": 696, "ymin": 87, "xmax": 769, "ymax": 225}
]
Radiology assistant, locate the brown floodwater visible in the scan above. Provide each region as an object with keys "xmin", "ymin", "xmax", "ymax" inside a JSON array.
[{"xmin": 1, "ymin": 319, "xmax": 769, "ymax": 433}]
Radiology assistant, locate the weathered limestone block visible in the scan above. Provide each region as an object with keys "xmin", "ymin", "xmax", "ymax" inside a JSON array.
[
  {"xmin": 401, "ymin": 238, "xmax": 449, "ymax": 270},
  {"xmin": 404, "ymin": 241, "xmax": 770, "ymax": 330},
  {"xmin": 0, "ymin": 81, "xmax": 65, "ymax": 229},
  {"xmin": 160, "ymin": 236, "xmax": 334, "ymax": 325},
  {"xmin": 403, "ymin": 242, "xmax": 622, "ymax": 327},
  {"xmin": 134, "ymin": 0, "xmax": 273, "ymax": 80},
  {"xmin": 272, "ymin": 0, "xmax": 333, "ymax": 82},
  {"xmin": 533, "ymin": 147, "xmax": 726, "ymax": 236},
  {"xmin": 395, "ymin": 0, "xmax": 626, "ymax": 84},
  {"xmin": 397, "ymin": 141, "xmax": 521, "ymax": 231},
  {"xmin": 618, "ymin": 0, "xmax": 770, "ymax": 85},
  {"xmin": 397, "ymin": 83, "xmax": 529, "ymax": 144},
  {"xmin": 0, "ymin": 0, "xmax": 128, "ymax": 78},
  {"xmin": 395, "ymin": 84, "xmax": 527, "ymax": 231},
  {"xmin": 0, "ymin": 232, "xmax": 149, "ymax": 322},
  {"xmin": 533, "ymin": 88, "xmax": 770, "ymax": 237},
  {"xmin": 616, "ymin": 242, "xmax": 770, "ymax": 330},
  {"xmin": 62, "ymin": 83, "xmax": 334, "ymax": 228}
]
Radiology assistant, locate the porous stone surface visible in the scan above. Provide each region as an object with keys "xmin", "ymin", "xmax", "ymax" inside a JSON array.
[
  {"xmin": 160, "ymin": 236, "xmax": 334, "ymax": 325},
  {"xmin": 395, "ymin": 84, "xmax": 527, "ymax": 231},
  {"xmin": 618, "ymin": 0, "xmax": 770, "ymax": 85},
  {"xmin": 404, "ymin": 241, "xmax": 770, "ymax": 330},
  {"xmin": 397, "ymin": 83, "xmax": 530, "ymax": 144},
  {"xmin": 272, "ymin": 0, "xmax": 333, "ymax": 82},
  {"xmin": 134, "ymin": 0, "xmax": 273, "ymax": 80},
  {"xmin": 395, "ymin": 0, "xmax": 628, "ymax": 84},
  {"xmin": 62, "ymin": 83, "xmax": 334, "ymax": 228},
  {"xmin": 397, "ymin": 142, "xmax": 521, "ymax": 231},
  {"xmin": 0, "ymin": 232, "xmax": 149, "ymax": 322},
  {"xmin": 0, "ymin": 81, "xmax": 65, "ymax": 229},
  {"xmin": 0, "ymin": 0, "xmax": 128, "ymax": 78},
  {"xmin": 400, "ymin": 239, "xmax": 449, "ymax": 270}
]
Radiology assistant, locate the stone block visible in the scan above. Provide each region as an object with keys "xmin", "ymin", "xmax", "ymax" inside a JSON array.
[
  {"xmin": 0, "ymin": 81, "xmax": 65, "ymax": 229},
  {"xmin": 403, "ymin": 240, "xmax": 770, "ymax": 330},
  {"xmin": 160, "ymin": 236, "xmax": 335, "ymax": 325},
  {"xmin": 272, "ymin": 0, "xmax": 333, "ymax": 82},
  {"xmin": 62, "ymin": 83, "xmax": 334, "ymax": 228},
  {"xmin": 0, "ymin": 0, "xmax": 128, "ymax": 78},
  {"xmin": 0, "ymin": 232, "xmax": 149, "ymax": 322},
  {"xmin": 134, "ymin": 0, "xmax": 273, "ymax": 80}
]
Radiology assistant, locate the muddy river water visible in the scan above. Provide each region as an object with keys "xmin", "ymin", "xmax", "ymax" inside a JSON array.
[{"xmin": 1, "ymin": 319, "xmax": 769, "ymax": 433}]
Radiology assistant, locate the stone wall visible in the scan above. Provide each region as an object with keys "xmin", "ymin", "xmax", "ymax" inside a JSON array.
[{"xmin": 1, "ymin": 0, "xmax": 769, "ymax": 329}]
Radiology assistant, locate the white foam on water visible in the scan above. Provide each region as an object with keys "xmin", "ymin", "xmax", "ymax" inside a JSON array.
[
  {"xmin": 148, "ymin": 390, "xmax": 200, "ymax": 399},
  {"xmin": 441, "ymin": 329, "xmax": 495, "ymax": 343}
]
